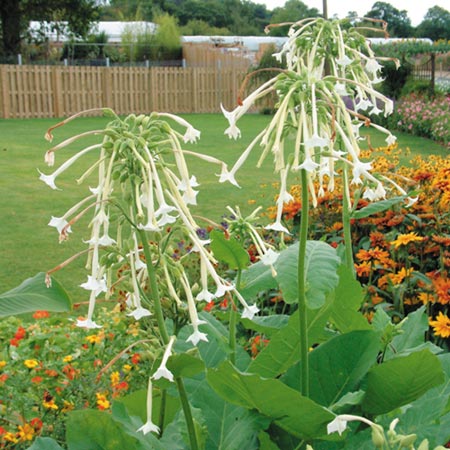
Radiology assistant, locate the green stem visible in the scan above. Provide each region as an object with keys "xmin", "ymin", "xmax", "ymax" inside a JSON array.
[
  {"xmin": 138, "ymin": 230, "xmax": 198, "ymax": 450},
  {"xmin": 176, "ymin": 377, "xmax": 199, "ymax": 450},
  {"xmin": 298, "ymin": 169, "xmax": 309, "ymax": 398},
  {"xmin": 229, "ymin": 270, "xmax": 242, "ymax": 365},
  {"xmin": 342, "ymin": 168, "xmax": 355, "ymax": 275},
  {"xmin": 158, "ymin": 389, "xmax": 167, "ymax": 434},
  {"xmin": 138, "ymin": 229, "xmax": 170, "ymax": 344}
]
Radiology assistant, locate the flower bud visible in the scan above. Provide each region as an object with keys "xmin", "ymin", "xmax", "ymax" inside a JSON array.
[
  {"xmin": 371, "ymin": 424, "xmax": 385, "ymax": 448},
  {"xmin": 398, "ymin": 433, "xmax": 417, "ymax": 448},
  {"xmin": 417, "ymin": 439, "xmax": 429, "ymax": 450}
]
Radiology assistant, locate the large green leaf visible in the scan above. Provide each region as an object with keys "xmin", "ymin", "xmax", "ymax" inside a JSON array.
[
  {"xmin": 26, "ymin": 437, "xmax": 65, "ymax": 450},
  {"xmin": 308, "ymin": 330, "xmax": 381, "ymax": 407},
  {"xmin": 185, "ymin": 376, "xmax": 268, "ymax": 450},
  {"xmin": 329, "ymin": 265, "xmax": 370, "ymax": 333},
  {"xmin": 385, "ymin": 306, "xmax": 442, "ymax": 359},
  {"xmin": 247, "ymin": 305, "xmax": 335, "ymax": 378},
  {"xmin": 362, "ymin": 349, "xmax": 445, "ymax": 415},
  {"xmin": 66, "ymin": 409, "xmax": 148, "ymax": 450},
  {"xmin": 0, "ymin": 273, "xmax": 71, "ymax": 317},
  {"xmin": 210, "ymin": 230, "xmax": 250, "ymax": 270},
  {"xmin": 207, "ymin": 361, "xmax": 334, "ymax": 440},
  {"xmin": 240, "ymin": 315, "xmax": 290, "ymax": 336},
  {"xmin": 351, "ymin": 196, "xmax": 407, "ymax": 219},
  {"xmin": 240, "ymin": 241, "xmax": 340, "ymax": 309},
  {"xmin": 274, "ymin": 241, "xmax": 341, "ymax": 308},
  {"xmin": 378, "ymin": 353, "xmax": 450, "ymax": 448}
]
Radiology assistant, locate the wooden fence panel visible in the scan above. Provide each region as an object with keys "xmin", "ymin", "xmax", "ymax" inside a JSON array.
[{"xmin": 0, "ymin": 65, "xmax": 248, "ymax": 119}]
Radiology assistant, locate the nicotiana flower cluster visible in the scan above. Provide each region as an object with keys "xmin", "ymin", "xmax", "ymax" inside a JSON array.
[
  {"xmin": 220, "ymin": 18, "xmax": 414, "ymax": 227},
  {"xmin": 39, "ymin": 109, "xmax": 258, "ymax": 344}
]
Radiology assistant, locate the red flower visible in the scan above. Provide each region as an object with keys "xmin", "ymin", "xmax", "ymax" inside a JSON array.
[
  {"xmin": 15, "ymin": 326, "xmax": 26, "ymax": 340},
  {"xmin": 131, "ymin": 353, "xmax": 141, "ymax": 365},
  {"xmin": 33, "ymin": 310, "xmax": 50, "ymax": 319},
  {"xmin": 203, "ymin": 301, "xmax": 215, "ymax": 312},
  {"xmin": 31, "ymin": 376, "xmax": 43, "ymax": 384},
  {"xmin": 30, "ymin": 418, "xmax": 43, "ymax": 431}
]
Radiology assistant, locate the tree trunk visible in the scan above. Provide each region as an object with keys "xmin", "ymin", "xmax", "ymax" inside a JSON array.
[{"xmin": 0, "ymin": 0, "xmax": 23, "ymax": 57}]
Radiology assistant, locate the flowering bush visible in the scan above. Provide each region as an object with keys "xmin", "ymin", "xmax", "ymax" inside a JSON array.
[
  {"xmin": 387, "ymin": 94, "xmax": 450, "ymax": 148},
  {"xmin": 0, "ymin": 307, "xmax": 150, "ymax": 448}
]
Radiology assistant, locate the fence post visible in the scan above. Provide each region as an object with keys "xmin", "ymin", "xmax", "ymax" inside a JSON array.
[
  {"xmin": 430, "ymin": 53, "xmax": 435, "ymax": 96},
  {"xmin": 51, "ymin": 66, "xmax": 63, "ymax": 118},
  {"xmin": 0, "ymin": 66, "xmax": 11, "ymax": 119}
]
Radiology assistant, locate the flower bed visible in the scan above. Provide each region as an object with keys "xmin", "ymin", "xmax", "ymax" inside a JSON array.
[{"xmin": 387, "ymin": 94, "xmax": 450, "ymax": 148}]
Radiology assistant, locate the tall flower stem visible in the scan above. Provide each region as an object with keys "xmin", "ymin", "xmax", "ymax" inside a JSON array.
[
  {"xmin": 138, "ymin": 230, "xmax": 199, "ymax": 450},
  {"xmin": 342, "ymin": 167, "xmax": 355, "ymax": 275},
  {"xmin": 229, "ymin": 270, "xmax": 242, "ymax": 365},
  {"xmin": 298, "ymin": 169, "xmax": 309, "ymax": 397}
]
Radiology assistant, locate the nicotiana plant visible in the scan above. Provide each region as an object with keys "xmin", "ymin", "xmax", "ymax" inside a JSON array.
[{"xmin": 1, "ymin": 16, "xmax": 450, "ymax": 450}]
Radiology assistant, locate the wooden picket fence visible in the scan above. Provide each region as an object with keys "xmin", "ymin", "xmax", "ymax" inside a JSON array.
[{"xmin": 0, "ymin": 65, "xmax": 249, "ymax": 119}]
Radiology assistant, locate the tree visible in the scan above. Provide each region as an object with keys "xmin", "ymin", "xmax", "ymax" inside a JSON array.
[
  {"xmin": 365, "ymin": 1, "xmax": 413, "ymax": 37},
  {"xmin": 0, "ymin": 0, "xmax": 99, "ymax": 57},
  {"xmin": 268, "ymin": 0, "xmax": 321, "ymax": 36},
  {"xmin": 416, "ymin": 6, "xmax": 450, "ymax": 40}
]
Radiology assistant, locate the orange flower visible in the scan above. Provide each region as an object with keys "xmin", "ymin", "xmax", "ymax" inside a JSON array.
[
  {"xmin": 32, "ymin": 310, "xmax": 50, "ymax": 319},
  {"xmin": 355, "ymin": 261, "xmax": 372, "ymax": 278},
  {"xmin": 429, "ymin": 312, "xmax": 450, "ymax": 338},
  {"xmin": 31, "ymin": 376, "xmax": 43, "ymax": 384},
  {"xmin": 18, "ymin": 424, "xmax": 35, "ymax": 441},
  {"xmin": 434, "ymin": 277, "xmax": 450, "ymax": 305},
  {"xmin": 96, "ymin": 393, "xmax": 110, "ymax": 410}
]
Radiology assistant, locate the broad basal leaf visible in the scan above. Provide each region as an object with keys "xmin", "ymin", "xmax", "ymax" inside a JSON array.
[
  {"xmin": 362, "ymin": 349, "xmax": 445, "ymax": 415},
  {"xmin": 0, "ymin": 273, "xmax": 71, "ymax": 317},
  {"xmin": 207, "ymin": 361, "xmax": 334, "ymax": 440}
]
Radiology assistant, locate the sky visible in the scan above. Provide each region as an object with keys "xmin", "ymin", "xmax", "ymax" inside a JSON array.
[{"xmin": 255, "ymin": 0, "xmax": 449, "ymax": 26}]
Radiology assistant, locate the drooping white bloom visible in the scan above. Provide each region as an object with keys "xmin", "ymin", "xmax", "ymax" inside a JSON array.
[
  {"xmin": 137, "ymin": 378, "xmax": 160, "ymax": 435},
  {"xmin": 48, "ymin": 216, "xmax": 72, "ymax": 235},
  {"xmin": 265, "ymin": 220, "xmax": 290, "ymax": 234},
  {"xmin": 127, "ymin": 306, "xmax": 152, "ymax": 320},
  {"xmin": 385, "ymin": 134, "xmax": 397, "ymax": 146},
  {"xmin": 336, "ymin": 55, "xmax": 353, "ymax": 67},
  {"xmin": 183, "ymin": 126, "xmax": 201, "ymax": 144},
  {"xmin": 152, "ymin": 336, "xmax": 175, "ymax": 382},
  {"xmin": 327, "ymin": 416, "xmax": 348, "ymax": 436},
  {"xmin": 355, "ymin": 98, "xmax": 372, "ymax": 111},
  {"xmin": 186, "ymin": 329, "xmax": 209, "ymax": 346},
  {"xmin": 80, "ymin": 275, "xmax": 107, "ymax": 297},
  {"xmin": 221, "ymin": 103, "xmax": 242, "ymax": 140},
  {"xmin": 334, "ymin": 82, "xmax": 350, "ymax": 96},
  {"xmin": 365, "ymin": 58, "xmax": 383, "ymax": 75},
  {"xmin": 351, "ymin": 160, "xmax": 372, "ymax": 185},
  {"xmin": 304, "ymin": 133, "xmax": 329, "ymax": 150},
  {"xmin": 76, "ymin": 318, "xmax": 102, "ymax": 329},
  {"xmin": 260, "ymin": 248, "xmax": 279, "ymax": 266}
]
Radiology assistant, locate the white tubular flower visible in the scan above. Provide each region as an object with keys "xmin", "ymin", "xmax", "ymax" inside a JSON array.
[
  {"xmin": 297, "ymin": 154, "xmax": 320, "ymax": 173},
  {"xmin": 218, "ymin": 167, "xmax": 240, "ymax": 188},
  {"xmin": 38, "ymin": 144, "xmax": 101, "ymax": 190},
  {"xmin": 351, "ymin": 160, "xmax": 372, "ymax": 185},
  {"xmin": 327, "ymin": 416, "xmax": 348, "ymax": 436},
  {"xmin": 260, "ymin": 248, "xmax": 279, "ymax": 266},
  {"xmin": 232, "ymin": 289, "xmax": 259, "ymax": 320},
  {"xmin": 334, "ymin": 82, "xmax": 350, "ymax": 96},
  {"xmin": 183, "ymin": 126, "xmax": 201, "ymax": 144},
  {"xmin": 327, "ymin": 414, "xmax": 384, "ymax": 444},
  {"xmin": 48, "ymin": 216, "xmax": 72, "ymax": 235},
  {"xmin": 265, "ymin": 172, "xmax": 291, "ymax": 234},
  {"xmin": 355, "ymin": 97, "xmax": 372, "ymax": 112},
  {"xmin": 180, "ymin": 271, "xmax": 208, "ymax": 346},
  {"xmin": 221, "ymin": 103, "xmax": 242, "ymax": 140},
  {"xmin": 369, "ymin": 104, "xmax": 383, "ymax": 116},
  {"xmin": 80, "ymin": 275, "xmax": 107, "ymax": 297},
  {"xmin": 196, "ymin": 258, "xmax": 216, "ymax": 302},
  {"xmin": 157, "ymin": 112, "xmax": 201, "ymax": 144},
  {"xmin": 137, "ymin": 378, "xmax": 160, "ymax": 435},
  {"xmin": 365, "ymin": 58, "xmax": 383, "ymax": 75},
  {"xmin": 336, "ymin": 55, "xmax": 353, "ymax": 67},
  {"xmin": 44, "ymin": 150, "xmax": 55, "ymax": 166},
  {"xmin": 152, "ymin": 336, "xmax": 175, "ymax": 382},
  {"xmin": 385, "ymin": 134, "xmax": 397, "ymax": 146}
]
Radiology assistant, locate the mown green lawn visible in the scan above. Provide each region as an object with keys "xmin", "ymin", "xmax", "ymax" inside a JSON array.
[{"xmin": 0, "ymin": 113, "xmax": 447, "ymax": 299}]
